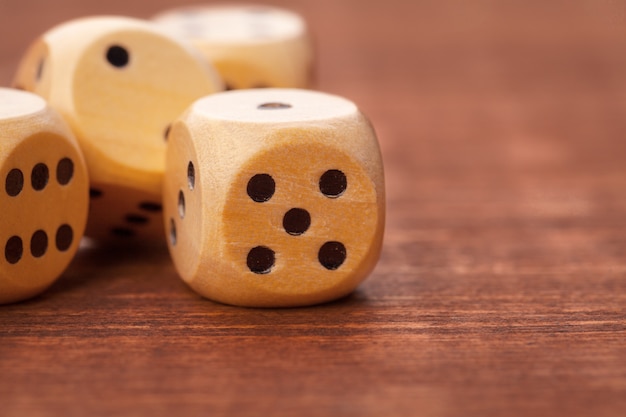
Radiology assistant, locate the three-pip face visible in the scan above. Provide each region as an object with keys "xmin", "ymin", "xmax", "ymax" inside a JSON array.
[
  {"xmin": 153, "ymin": 5, "xmax": 313, "ymax": 90},
  {"xmin": 164, "ymin": 89, "xmax": 385, "ymax": 307},
  {"xmin": 13, "ymin": 16, "xmax": 223, "ymax": 242},
  {"xmin": 1, "ymin": 88, "xmax": 88, "ymax": 304}
]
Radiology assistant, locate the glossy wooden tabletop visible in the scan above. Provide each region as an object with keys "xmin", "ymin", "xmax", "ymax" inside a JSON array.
[{"xmin": 1, "ymin": 1, "xmax": 625, "ymax": 416}]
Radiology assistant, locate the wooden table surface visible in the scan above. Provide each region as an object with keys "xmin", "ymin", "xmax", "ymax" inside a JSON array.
[{"xmin": 1, "ymin": 1, "xmax": 625, "ymax": 416}]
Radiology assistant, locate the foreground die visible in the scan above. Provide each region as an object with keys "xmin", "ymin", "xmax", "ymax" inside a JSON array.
[
  {"xmin": 153, "ymin": 5, "xmax": 313, "ymax": 89},
  {"xmin": 13, "ymin": 16, "xmax": 223, "ymax": 242},
  {"xmin": 164, "ymin": 89, "xmax": 385, "ymax": 307},
  {"xmin": 0, "ymin": 88, "xmax": 88, "ymax": 304}
]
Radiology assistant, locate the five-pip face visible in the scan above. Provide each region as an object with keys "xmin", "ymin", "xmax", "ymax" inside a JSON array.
[
  {"xmin": 153, "ymin": 5, "xmax": 313, "ymax": 90},
  {"xmin": 13, "ymin": 16, "xmax": 224, "ymax": 241},
  {"xmin": 1, "ymin": 88, "xmax": 88, "ymax": 304},
  {"xmin": 164, "ymin": 89, "xmax": 385, "ymax": 307}
]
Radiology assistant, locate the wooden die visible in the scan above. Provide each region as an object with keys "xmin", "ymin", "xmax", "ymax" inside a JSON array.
[
  {"xmin": 153, "ymin": 5, "xmax": 314, "ymax": 90},
  {"xmin": 13, "ymin": 16, "xmax": 223, "ymax": 242},
  {"xmin": 164, "ymin": 89, "xmax": 385, "ymax": 307},
  {"xmin": 1, "ymin": 88, "xmax": 88, "ymax": 304}
]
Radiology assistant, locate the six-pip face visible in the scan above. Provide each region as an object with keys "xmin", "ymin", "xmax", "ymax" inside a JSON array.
[{"xmin": 0, "ymin": 88, "xmax": 88, "ymax": 304}]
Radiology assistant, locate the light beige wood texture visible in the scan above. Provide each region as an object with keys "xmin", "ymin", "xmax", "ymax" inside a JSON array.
[
  {"xmin": 0, "ymin": 88, "xmax": 88, "ymax": 304},
  {"xmin": 13, "ymin": 16, "xmax": 224, "ymax": 242},
  {"xmin": 153, "ymin": 5, "xmax": 313, "ymax": 90},
  {"xmin": 164, "ymin": 88, "xmax": 385, "ymax": 307}
]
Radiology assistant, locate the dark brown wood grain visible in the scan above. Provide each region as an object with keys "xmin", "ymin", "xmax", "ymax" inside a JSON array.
[{"xmin": 1, "ymin": 1, "xmax": 625, "ymax": 416}]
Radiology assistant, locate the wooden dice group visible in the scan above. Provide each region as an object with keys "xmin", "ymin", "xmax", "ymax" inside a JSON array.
[{"xmin": 1, "ymin": 6, "xmax": 385, "ymax": 307}]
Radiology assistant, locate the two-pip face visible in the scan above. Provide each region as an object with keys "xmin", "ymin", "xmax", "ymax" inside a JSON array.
[
  {"xmin": 13, "ymin": 16, "xmax": 223, "ymax": 241},
  {"xmin": 1, "ymin": 88, "xmax": 88, "ymax": 304},
  {"xmin": 164, "ymin": 89, "xmax": 385, "ymax": 307}
]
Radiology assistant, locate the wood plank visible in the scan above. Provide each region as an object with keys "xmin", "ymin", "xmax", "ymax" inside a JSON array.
[{"xmin": 1, "ymin": 1, "xmax": 625, "ymax": 416}]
